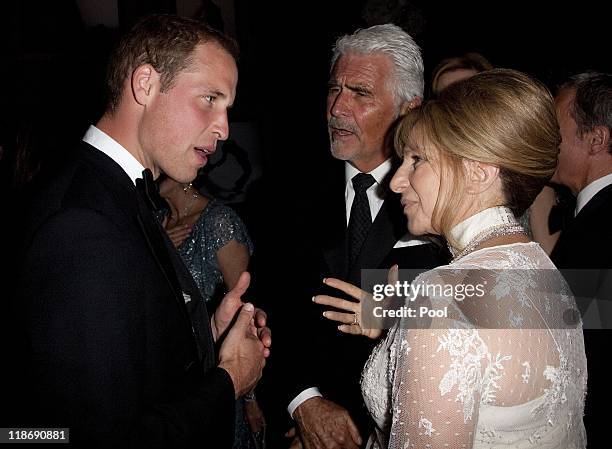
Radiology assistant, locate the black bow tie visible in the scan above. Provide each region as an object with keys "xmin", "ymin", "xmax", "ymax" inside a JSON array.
[{"xmin": 136, "ymin": 169, "xmax": 170, "ymax": 223}]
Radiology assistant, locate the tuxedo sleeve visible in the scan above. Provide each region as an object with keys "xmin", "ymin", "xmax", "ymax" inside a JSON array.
[{"xmin": 18, "ymin": 208, "xmax": 235, "ymax": 448}]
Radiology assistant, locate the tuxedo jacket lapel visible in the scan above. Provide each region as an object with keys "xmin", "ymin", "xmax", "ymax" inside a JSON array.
[
  {"xmin": 135, "ymin": 187, "xmax": 215, "ymax": 367},
  {"xmin": 163, "ymin": 230, "xmax": 216, "ymax": 368},
  {"xmin": 82, "ymin": 145, "xmax": 210, "ymax": 365},
  {"xmin": 322, "ymin": 163, "xmax": 350, "ymax": 279}
]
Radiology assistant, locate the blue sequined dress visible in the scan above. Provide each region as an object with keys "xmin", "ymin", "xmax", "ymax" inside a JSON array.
[
  {"xmin": 178, "ymin": 199, "xmax": 255, "ymax": 449},
  {"xmin": 178, "ymin": 199, "xmax": 253, "ymax": 302}
]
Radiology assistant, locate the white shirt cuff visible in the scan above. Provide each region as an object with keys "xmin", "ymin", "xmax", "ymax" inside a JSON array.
[{"xmin": 287, "ymin": 387, "xmax": 322, "ymax": 418}]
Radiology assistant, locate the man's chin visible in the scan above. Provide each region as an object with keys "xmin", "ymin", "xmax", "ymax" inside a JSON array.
[{"xmin": 330, "ymin": 145, "xmax": 356, "ymax": 161}]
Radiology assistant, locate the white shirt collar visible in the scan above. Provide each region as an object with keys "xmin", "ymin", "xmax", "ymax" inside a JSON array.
[
  {"xmin": 344, "ymin": 158, "xmax": 392, "ymax": 190},
  {"xmin": 82, "ymin": 125, "xmax": 145, "ymax": 185},
  {"xmin": 448, "ymin": 206, "xmax": 518, "ymax": 256},
  {"xmin": 576, "ymin": 173, "xmax": 612, "ymax": 216}
]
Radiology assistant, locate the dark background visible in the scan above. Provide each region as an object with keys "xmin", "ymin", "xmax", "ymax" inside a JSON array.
[
  {"xmin": 1, "ymin": 0, "xmax": 610, "ymax": 196},
  {"xmin": 1, "ymin": 0, "xmax": 610, "ymax": 443}
]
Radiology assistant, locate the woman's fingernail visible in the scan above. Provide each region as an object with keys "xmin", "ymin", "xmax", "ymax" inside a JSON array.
[
  {"xmin": 312, "ymin": 296, "xmax": 316, "ymax": 302},
  {"xmin": 322, "ymin": 311, "xmax": 327, "ymax": 318},
  {"xmin": 322, "ymin": 278, "xmax": 327, "ymax": 284}
]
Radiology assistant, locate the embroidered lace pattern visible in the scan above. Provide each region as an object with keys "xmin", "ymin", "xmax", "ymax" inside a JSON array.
[{"xmin": 361, "ymin": 237, "xmax": 587, "ymax": 448}]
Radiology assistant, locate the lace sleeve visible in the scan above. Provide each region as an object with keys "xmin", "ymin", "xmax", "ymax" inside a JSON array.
[
  {"xmin": 202, "ymin": 202, "xmax": 254, "ymax": 256},
  {"xmin": 388, "ymin": 326, "xmax": 482, "ymax": 449}
]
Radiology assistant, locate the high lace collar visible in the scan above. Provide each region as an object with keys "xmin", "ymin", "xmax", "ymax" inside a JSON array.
[{"xmin": 448, "ymin": 206, "xmax": 521, "ymax": 259}]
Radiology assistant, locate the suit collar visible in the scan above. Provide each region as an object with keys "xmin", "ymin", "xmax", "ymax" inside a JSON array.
[
  {"xmin": 82, "ymin": 125, "xmax": 145, "ymax": 185},
  {"xmin": 576, "ymin": 180, "xmax": 612, "ymax": 218},
  {"xmin": 78, "ymin": 141, "xmax": 139, "ymax": 218},
  {"xmin": 575, "ymin": 183, "xmax": 612, "ymax": 221},
  {"xmin": 344, "ymin": 158, "xmax": 393, "ymax": 189},
  {"xmin": 551, "ymin": 183, "xmax": 612, "ymax": 266}
]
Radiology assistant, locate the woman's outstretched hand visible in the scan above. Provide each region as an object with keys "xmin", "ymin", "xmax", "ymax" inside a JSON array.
[{"xmin": 313, "ymin": 265, "xmax": 399, "ymax": 340}]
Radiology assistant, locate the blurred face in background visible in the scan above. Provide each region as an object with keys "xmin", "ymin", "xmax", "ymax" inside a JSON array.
[
  {"xmin": 435, "ymin": 68, "xmax": 479, "ymax": 94},
  {"xmin": 552, "ymin": 87, "xmax": 590, "ymax": 194}
]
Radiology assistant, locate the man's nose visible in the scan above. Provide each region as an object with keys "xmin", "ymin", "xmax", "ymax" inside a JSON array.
[
  {"xmin": 213, "ymin": 111, "xmax": 230, "ymax": 141},
  {"xmin": 328, "ymin": 90, "xmax": 350, "ymax": 117}
]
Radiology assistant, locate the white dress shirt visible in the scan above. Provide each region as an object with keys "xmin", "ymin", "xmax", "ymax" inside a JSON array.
[
  {"xmin": 575, "ymin": 173, "xmax": 612, "ymax": 216},
  {"xmin": 82, "ymin": 125, "xmax": 145, "ymax": 185},
  {"xmin": 344, "ymin": 159, "xmax": 392, "ymax": 224}
]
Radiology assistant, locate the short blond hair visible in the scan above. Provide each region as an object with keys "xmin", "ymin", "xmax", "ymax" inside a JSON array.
[{"xmin": 395, "ymin": 68, "xmax": 560, "ymax": 238}]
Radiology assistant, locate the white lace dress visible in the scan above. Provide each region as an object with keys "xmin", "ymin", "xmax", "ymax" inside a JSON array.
[{"xmin": 361, "ymin": 208, "xmax": 587, "ymax": 449}]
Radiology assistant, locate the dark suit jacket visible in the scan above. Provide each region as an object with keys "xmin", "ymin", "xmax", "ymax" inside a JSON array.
[
  {"xmin": 279, "ymin": 159, "xmax": 449, "ymax": 437},
  {"xmin": 15, "ymin": 142, "xmax": 235, "ymax": 448},
  {"xmin": 550, "ymin": 182, "xmax": 612, "ymax": 448},
  {"xmin": 551, "ymin": 183, "xmax": 612, "ymax": 271}
]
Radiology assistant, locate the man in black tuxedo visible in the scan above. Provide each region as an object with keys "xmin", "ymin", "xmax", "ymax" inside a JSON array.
[
  {"xmin": 550, "ymin": 72, "xmax": 612, "ymax": 447},
  {"xmin": 14, "ymin": 15, "xmax": 269, "ymax": 448},
  {"xmin": 551, "ymin": 72, "xmax": 612, "ymax": 269},
  {"xmin": 282, "ymin": 25, "xmax": 448, "ymax": 449}
]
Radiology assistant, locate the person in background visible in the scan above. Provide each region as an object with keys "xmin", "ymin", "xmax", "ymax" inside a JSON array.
[
  {"xmin": 160, "ymin": 174, "xmax": 265, "ymax": 449},
  {"xmin": 160, "ymin": 175, "xmax": 253, "ymax": 295},
  {"xmin": 550, "ymin": 71, "xmax": 612, "ymax": 446},
  {"xmin": 431, "ymin": 51, "xmax": 563, "ymax": 254},
  {"xmin": 550, "ymin": 72, "xmax": 612, "ymax": 268},
  {"xmin": 430, "ymin": 51, "xmax": 493, "ymax": 96}
]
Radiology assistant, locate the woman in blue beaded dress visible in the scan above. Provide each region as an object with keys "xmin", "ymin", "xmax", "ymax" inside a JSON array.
[{"xmin": 159, "ymin": 174, "xmax": 264, "ymax": 449}]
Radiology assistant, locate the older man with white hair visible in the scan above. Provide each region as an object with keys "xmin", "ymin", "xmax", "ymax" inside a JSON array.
[{"xmin": 278, "ymin": 24, "xmax": 448, "ymax": 449}]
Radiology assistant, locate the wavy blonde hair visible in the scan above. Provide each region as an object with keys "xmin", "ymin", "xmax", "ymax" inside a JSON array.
[{"xmin": 395, "ymin": 68, "xmax": 560, "ymax": 239}]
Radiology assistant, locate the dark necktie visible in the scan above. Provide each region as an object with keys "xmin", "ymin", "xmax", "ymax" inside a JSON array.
[
  {"xmin": 135, "ymin": 169, "xmax": 170, "ymax": 223},
  {"xmin": 347, "ymin": 173, "xmax": 376, "ymax": 266}
]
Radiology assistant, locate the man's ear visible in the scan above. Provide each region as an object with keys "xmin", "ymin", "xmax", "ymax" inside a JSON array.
[
  {"xmin": 464, "ymin": 159, "xmax": 500, "ymax": 194},
  {"xmin": 400, "ymin": 96, "xmax": 422, "ymax": 115},
  {"xmin": 589, "ymin": 125, "xmax": 611, "ymax": 155},
  {"xmin": 131, "ymin": 64, "xmax": 159, "ymax": 106}
]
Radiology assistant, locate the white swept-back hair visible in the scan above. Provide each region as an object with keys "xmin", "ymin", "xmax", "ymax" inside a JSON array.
[{"xmin": 331, "ymin": 24, "xmax": 424, "ymax": 108}]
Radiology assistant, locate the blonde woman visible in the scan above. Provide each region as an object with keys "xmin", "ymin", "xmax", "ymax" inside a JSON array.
[{"xmin": 316, "ymin": 69, "xmax": 587, "ymax": 448}]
